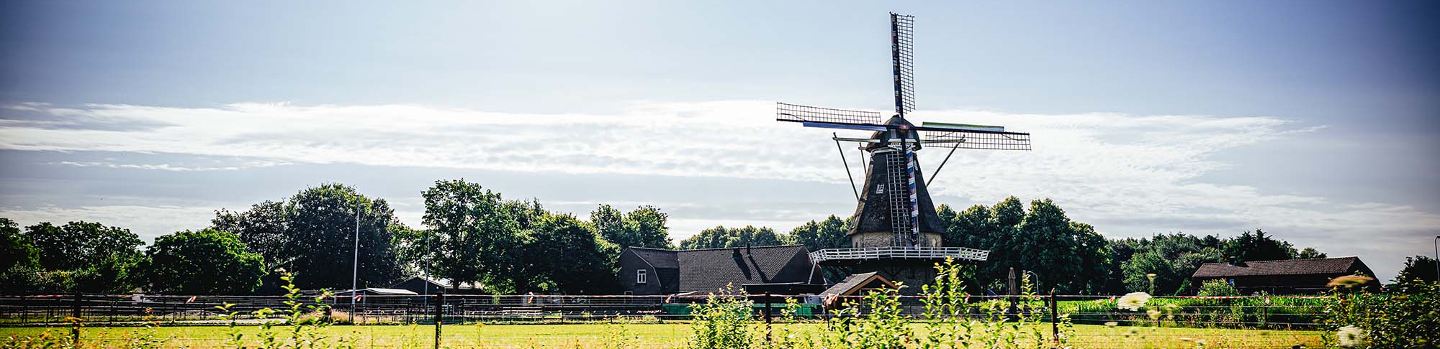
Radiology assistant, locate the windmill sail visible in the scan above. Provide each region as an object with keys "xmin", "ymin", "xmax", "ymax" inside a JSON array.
[{"xmin": 891, "ymin": 13, "xmax": 915, "ymax": 116}]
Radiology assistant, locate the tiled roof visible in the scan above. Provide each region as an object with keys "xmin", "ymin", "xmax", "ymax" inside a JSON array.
[
  {"xmin": 629, "ymin": 247, "xmax": 679, "ymax": 269},
  {"xmin": 819, "ymin": 272, "xmax": 894, "ymax": 298},
  {"xmin": 1193, "ymin": 257, "xmax": 1365, "ymax": 278},
  {"xmin": 675, "ymin": 245, "xmax": 820, "ymax": 294}
]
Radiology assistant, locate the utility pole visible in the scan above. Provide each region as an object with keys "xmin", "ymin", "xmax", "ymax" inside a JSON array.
[{"xmin": 351, "ymin": 201, "xmax": 360, "ymax": 322}]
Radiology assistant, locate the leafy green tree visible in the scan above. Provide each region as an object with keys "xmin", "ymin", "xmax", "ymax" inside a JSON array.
[
  {"xmin": 623, "ymin": 205, "xmax": 672, "ymax": 248},
  {"xmin": 0, "ymin": 218, "xmax": 40, "ymax": 292},
  {"xmin": 1121, "ymin": 234, "xmax": 1221, "ymax": 295},
  {"xmin": 144, "ymin": 229, "xmax": 266, "ymax": 294},
  {"xmin": 213, "ymin": 183, "xmax": 405, "ymax": 290},
  {"xmin": 0, "ymin": 218, "xmax": 37, "ymax": 272},
  {"xmin": 410, "ymin": 179, "xmax": 522, "ymax": 292},
  {"xmin": 1296, "ymin": 247, "xmax": 1327, "ymax": 259},
  {"xmin": 23, "ymin": 221, "xmax": 145, "ymax": 293},
  {"xmin": 1392, "ymin": 255, "xmax": 1437, "ymax": 285},
  {"xmin": 589, "ymin": 204, "xmax": 673, "ymax": 249},
  {"xmin": 1221, "ymin": 229, "xmax": 1296, "ymax": 263},
  {"xmin": 522, "ymin": 214, "xmax": 618, "ymax": 294},
  {"xmin": 679, "ymin": 225, "xmax": 786, "ymax": 249},
  {"xmin": 789, "ymin": 215, "xmax": 849, "ymax": 251}
]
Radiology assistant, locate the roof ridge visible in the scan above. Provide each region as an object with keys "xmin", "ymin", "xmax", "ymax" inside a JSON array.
[{"xmin": 672, "ymin": 244, "xmax": 805, "ymax": 252}]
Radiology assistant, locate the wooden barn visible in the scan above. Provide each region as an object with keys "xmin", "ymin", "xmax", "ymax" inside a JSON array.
[
  {"xmin": 618, "ymin": 245, "xmax": 824, "ymax": 295},
  {"xmin": 1191, "ymin": 256, "xmax": 1379, "ymax": 294}
]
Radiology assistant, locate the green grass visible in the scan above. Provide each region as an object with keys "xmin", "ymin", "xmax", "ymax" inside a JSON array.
[{"xmin": 0, "ymin": 323, "xmax": 1321, "ymax": 348}]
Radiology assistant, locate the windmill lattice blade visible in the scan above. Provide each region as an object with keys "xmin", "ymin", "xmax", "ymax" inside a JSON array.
[
  {"xmin": 918, "ymin": 128, "xmax": 1031, "ymax": 151},
  {"xmin": 891, "ymin": 13, "xmax": 915, "ymax": 115},
  {"xmin": 776, "ymin": 102, "xmax": 884, "ymax": 126}
]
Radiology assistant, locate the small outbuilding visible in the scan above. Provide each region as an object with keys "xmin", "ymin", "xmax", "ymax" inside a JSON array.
[{"xmin": 1191, "ymin": 256, "xmax": 1379, "ymax": 294}]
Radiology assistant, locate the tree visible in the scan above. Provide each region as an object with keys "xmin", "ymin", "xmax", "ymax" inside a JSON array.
[
  {"xmin": 1221, "ymin": 229, "xmax": 1296, "ymax": 263},
  {"xmin": 144, "ymin": 229, "xmax": 266, "ymax": 294},
  {"xmin": 1121, "ymin": 234, "xmax": 1221, "ymax": 295},
  {"xmin": 213, "ymin": 183, "xmax": 405, "ymax": 290},
  {"xmin": 678, "ymin": 225, "xmax": 786, "ymax": 250},
  {"xmin": 0, "ymin": 218, "xmax": 40, "ymax": 292},
  {"xmin": 623, "ymin": 206, "xmax": 673, "ymax": 249},
  {"xmin": 789, "ymin": 215, "xmax": 849, "ymax": 251},
  {"xmin": 0, "ymin": 218, "xmax": 37, "ymax": 272},
  {"xmin": 1196, "ymin": 279, "xmax": 1239, "ymax": 297},
  {"xmin": 521, "ymin": 214, "xmax": 618, "ymax": 294},
  {"xmin": 590, "ymin": 204, "xmax": 626, "ymax": 246},
  {"xmin": 23, "ymin": 221, "xmax": 145, "ymax": 293},
  {"xmin": 1296, "ymin": 247, "xmax": 1327, "ymax": 259},
  {"xmin": 1393, "ymin": 255, "xmax": 1437, "ymax": 285},
  {"xmin": 590, "ymin": 204, "xmax": 673, "ymax": 249},
  {"xmin": 939, "ymin": 204, "xmax": 993, "ymax": 250},
  {"xmin": 410, "ymin": 179, "xmax": 522, "ymax": 292}
]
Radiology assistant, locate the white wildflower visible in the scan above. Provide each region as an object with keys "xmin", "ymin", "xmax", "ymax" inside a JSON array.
[
  {"xmin": 1336, "ymin": 326, "xmax": 1367, "ymax": 348},
  {"xmin": 1117, "ymin": 292, "xmax": 1151, "ymax": 311}
]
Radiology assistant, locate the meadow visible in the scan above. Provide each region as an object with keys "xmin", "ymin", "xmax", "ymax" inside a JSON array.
[{"xmin": 0, "ymin": 323, "xmax": 1321, "ymax": 349}]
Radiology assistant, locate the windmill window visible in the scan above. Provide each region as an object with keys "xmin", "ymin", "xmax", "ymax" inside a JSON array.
[{"xmin": 637, "ymin": 269, "xmax": 648, "ymax": 284}]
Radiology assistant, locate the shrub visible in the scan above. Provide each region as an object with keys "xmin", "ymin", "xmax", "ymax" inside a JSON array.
[
  {"xmin": 1195, "ymin": 280, "xmax": 1239, "ymax": 297},
  {"xmin": 689, "ymin": 285, "xmax": 754, "ymax": 349}
]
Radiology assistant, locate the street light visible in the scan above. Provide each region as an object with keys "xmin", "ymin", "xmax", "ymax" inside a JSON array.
[
  {"xmin": 1022, "ymin": 270, "xmax": 1041, "ymax": 292},
  {"xmin": 1433, "ymin": 236, "xmax": 1438, "ymax": 282}
]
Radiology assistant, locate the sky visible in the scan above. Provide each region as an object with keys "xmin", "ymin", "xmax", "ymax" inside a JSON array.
[{"xmin": 2, "ymin": 1, "xmax": 1437, "ymax": 282}]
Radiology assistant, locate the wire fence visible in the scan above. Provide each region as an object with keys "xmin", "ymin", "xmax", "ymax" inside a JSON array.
[{"xmin": 0, "ymin": 293, "xmax": 1330, "ymax": 329}]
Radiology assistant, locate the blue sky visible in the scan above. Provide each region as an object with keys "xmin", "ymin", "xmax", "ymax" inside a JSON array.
[{"xmin": 2, "ymin": 1, "xmax": 1437, "ymax": 281}]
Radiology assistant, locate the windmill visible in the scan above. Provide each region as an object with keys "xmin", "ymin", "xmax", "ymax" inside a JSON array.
[{"xmin": 777, "ymin": 13, "xmax": 1031, "ymax": 290}]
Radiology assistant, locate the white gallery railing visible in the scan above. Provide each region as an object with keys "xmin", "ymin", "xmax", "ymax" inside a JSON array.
[{"xmin": 809, "ymin": 246, "xmax": 989, "ymax": 263}]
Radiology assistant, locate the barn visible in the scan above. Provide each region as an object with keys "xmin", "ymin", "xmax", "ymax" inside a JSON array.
[
  {"xmin": 618, "ymin": 245, "xmax": 825, "ymax": 295},
  {"xmin": 1191, "ymin": 256, "xmax": 1379, "ymax": 294}
]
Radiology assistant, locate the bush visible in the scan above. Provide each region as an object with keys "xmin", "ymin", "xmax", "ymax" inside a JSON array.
[
  {"xmin": 1196, "ymin": 279, "xmax": 1239, "ymax": 297},
  {"xmin": 1325, "ymin": 280, "xmax": 1440, "ymax": 348},
  {"xmin": 689, "ymin": 286, "xmax": 754, "ymax": 349}
]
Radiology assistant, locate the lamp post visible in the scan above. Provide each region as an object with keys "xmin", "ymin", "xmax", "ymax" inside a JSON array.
[
  {"xmin": 1022, "ymin": 270, "xmax": 1041, "ymax": 292},
  {"xmin": 1433, "ymin": 235, "xmax": 1438, "ymax": 282}
]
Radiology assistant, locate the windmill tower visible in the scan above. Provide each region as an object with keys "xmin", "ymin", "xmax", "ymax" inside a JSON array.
[{"xmin": 777, "ymin": 13, "xmax": 1032, "ymax": 292}]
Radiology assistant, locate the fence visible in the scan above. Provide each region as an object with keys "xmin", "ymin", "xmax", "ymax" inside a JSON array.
[{"xmin": 0, "ymin": 293, "xmax": 1329, "ymax": 329}]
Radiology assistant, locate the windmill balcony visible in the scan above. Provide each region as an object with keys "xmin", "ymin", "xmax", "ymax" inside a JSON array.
[{"xmin": 809, "ymin": 246, "xmax": 989, "ymax": 265}]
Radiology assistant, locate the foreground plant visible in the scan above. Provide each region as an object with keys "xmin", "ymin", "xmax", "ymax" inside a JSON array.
[{"xmin": 689, "ymin": 285, "xmax": 754, "ymax": 349}]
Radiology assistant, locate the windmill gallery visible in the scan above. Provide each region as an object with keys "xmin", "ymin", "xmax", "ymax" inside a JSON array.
[{"xmin": 617, "ymin": 13, "xmax": 1033, "ymax": 298}]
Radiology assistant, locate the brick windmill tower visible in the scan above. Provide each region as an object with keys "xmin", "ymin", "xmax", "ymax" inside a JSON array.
[{"xmin": 776, "ymin": 13, "xmax": 1032, "ymax": 293}]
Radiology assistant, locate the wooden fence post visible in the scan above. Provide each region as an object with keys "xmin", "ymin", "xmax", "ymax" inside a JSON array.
[
  {"xmin": 1049, "ymin": 289, "xmax": 1059, "ymax": 347},
  {"xmin": 70, "ymin": 293, "xmax": 81, "ymax": 345},
  {"xmin": 434, "ymin": 292, "xmax": 444, "ymax": 349}
]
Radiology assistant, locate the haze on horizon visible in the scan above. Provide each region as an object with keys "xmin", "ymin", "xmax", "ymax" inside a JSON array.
[{"xmin": 2, "ymin": 1, "xmax": 1437, "ymax": 281}]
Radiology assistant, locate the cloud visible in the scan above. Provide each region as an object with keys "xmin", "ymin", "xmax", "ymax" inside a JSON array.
[
  {"xmin": 1, "ymin": 204, "xmax": 217, "ymax": 241},
  {"xmin": 1, "ymin": 101, "xmax": 1435, "ymax": 280}
]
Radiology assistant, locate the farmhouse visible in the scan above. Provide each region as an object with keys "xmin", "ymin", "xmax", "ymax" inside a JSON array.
[
  {"xmin": 618, "ymin": 245, "xmax": 824, "ymax": 295},
  {"xmin": 1191, "ymin": 256, "xmax": 1379, "ymax": 294}
]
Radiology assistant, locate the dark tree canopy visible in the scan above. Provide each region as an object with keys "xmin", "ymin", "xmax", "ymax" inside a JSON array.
[
  {"xmin": 0, "ymin": 218, "xmax": 40, "ymax": 292},
  {"xmin": 213, "ymin": 183, "xmax": 404, "ymax": 290},
  {"xmin": 22, "ymin": 221, "xmax": 145, "ymax": 293},
  {"xmin": 521, "ymin": 214, "xmax": 619, "ymax": 294},
  {"xmin": 679, "ymin": 225, "xmax": 787, "ymax": 250},
  {"xmin": 1393, "ymin": 255, "xmax": 1437, "ymax": 285},
  {"xmin": 1222, "ymin": 229, "xmax": 1297, "ymax": 263},
  {"xmin": 788, "ymin": 215, "xmax": 850, "ymax": 252},
  {"xmin": 144, "ymin": 229, "xmax": 266, "ymax": 295},
  {"xmin": 0, "ymin": 218, "xmax": 37, "ymax": 272}
]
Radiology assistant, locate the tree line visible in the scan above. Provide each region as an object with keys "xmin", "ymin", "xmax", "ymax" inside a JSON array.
[{"xmin": 2, "ymin": 181, "xmax": 1432, "ymax": 295}]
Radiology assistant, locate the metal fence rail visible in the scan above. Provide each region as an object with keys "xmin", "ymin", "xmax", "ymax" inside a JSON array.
[{"xmin": 0, "ymin": 293, "xmax": 1329, "ymax": 329}]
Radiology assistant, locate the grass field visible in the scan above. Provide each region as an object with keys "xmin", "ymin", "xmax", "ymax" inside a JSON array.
[{"xmin": 0, "ymin": 323, "xmax": 1322, "ymax": 348}]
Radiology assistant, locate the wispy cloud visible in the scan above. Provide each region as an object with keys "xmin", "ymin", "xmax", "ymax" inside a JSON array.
[{"xmin": 1, "ymin": 101, "xmax": 1435, "ymax": 279}]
